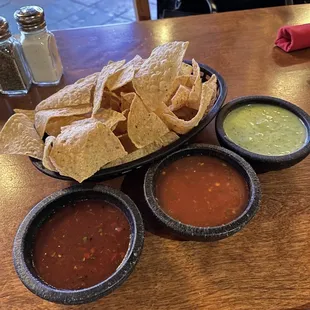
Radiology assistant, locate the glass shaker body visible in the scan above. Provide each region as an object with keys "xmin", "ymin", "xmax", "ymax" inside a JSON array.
[
  {"xmin": 20, "ymin": 27, "xmax": 63, "ymax": 86},
  {"xmin": 0, "ymin": 36, "xmax": 32, "ymax": 95}
]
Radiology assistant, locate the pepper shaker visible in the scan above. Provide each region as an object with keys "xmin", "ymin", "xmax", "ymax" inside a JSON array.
[
  {"xmin": 0, "ymin": 17, "xmax": 32, "ymax": 95},
  {"xmin": 14, "ymin": 6, "xmax": 63, "ymax": 86}
]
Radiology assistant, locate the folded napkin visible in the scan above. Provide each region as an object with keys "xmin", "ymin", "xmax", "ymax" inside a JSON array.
[{"xmin": 275, "ymin": 24, "xmax": 310, "ymax": 52}]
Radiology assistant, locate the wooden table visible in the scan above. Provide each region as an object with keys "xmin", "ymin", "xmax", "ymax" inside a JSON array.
[{"xmin": 1, "ymin": 4, "xmax": 310, "ymax": 310}]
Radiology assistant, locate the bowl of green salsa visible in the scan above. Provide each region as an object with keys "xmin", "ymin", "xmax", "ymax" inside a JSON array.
[{"xmin": 215, "ymin": 96, "xmax": 310, "ymax": 172}]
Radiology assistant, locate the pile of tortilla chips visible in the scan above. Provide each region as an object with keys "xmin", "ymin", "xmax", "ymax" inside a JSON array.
[{"xmin": 0, "ymin": 41, "xmax": 218, "ymax": 182}]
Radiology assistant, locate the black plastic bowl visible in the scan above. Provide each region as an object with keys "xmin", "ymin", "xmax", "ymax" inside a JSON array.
[
  {"xmin": 13, "ymin": 184, "xmax": 144, "ymax": 305},
  {"xmin": 215, "ymin": 96, "xmax": 310, "ymax": 173},
  {"xmin": 144, "ymin": 144, "xmax": 261, "ymax": 241}
]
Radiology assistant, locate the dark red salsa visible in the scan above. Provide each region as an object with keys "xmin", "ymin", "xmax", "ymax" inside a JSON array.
[
  {"xmin": 33, "ymin": 200, "xmax": 130, "ymax": 290},
  {"xmin": 156, "ymin": 156, "xmax": 249, "ymax": 227}
]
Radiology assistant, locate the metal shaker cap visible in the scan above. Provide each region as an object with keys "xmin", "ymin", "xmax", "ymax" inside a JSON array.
[
  {"xmin": 0, "ymin": 16, "xmax": 11, "ymax": 40},
  {"xmin": 14, "ymin": 6, "xmax": 46, "ymax": 32}
]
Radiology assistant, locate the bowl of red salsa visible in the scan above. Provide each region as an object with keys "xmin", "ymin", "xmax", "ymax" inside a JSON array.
[
  {"xmin": 144, "ymin": 144, "xmax": 261, "ymax": 241},
  {"xmin": 13, "ymin": 184, "xmax": 144, "ymax": 305}
]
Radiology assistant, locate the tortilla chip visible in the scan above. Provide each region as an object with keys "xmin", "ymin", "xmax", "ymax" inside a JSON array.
[
  {"xmin": 13, "ymin": 109, "xmax": 35, "ymax": 123},
  {"xmin": 205, "ymin": 74, "xmax": 218, "ymax": 110},
  {"xmin": 180, "ymin": 63, "xmax": 192, "ymax": 75},
  {"xmin": 75, "ymin": 72, "xmax": 99, "ymax": 85},
  {"xmin": 163, "ymin": 75, "xmax": 192, "ymax": 104},
  {"xmin": 92, "ymin": 60, "xmax": 125, "ymax": 115},
  {"xmin": 106, "ymin": 66, "xmax": 135, "ymax": 91},
  {"xmin": 45, "ymin": 114, "xmax": 89, "ymax": 137},
  {"xmin": 133, "ymin": 41, "xmax": 189, "ymax": 111},
  {"xmin": 124, "ymin": 55, "xmax": 144, "ymax": 71},
  {"xmin": 106, "ymin": 56, "xmax": 144, "ymax": 91},
  {"xmin": 161, "ymin": 81, "xmax": 215, "ymax": 134},
  {"xmin": 35, "ymin": 73, "xmax": 98, "ymax": 112},
  {"xmin": 0, "ymin": 114, "xmax": 44, "ymax": 160},
  {"xmin": 169, "ymin": 85, "xmax": 191, "ymax": 112},
  {"xmin": 120, "ymin": 92, "xmax": 135, "ymax": 111},
  {"xmin": 128, "ymin": 94, "xmax": 170, "ymax": 148},
  {"xmin": 50, "ymin": 119, "xmax": 127, "ymax": 182},
  {"xmin": 35, "ymin": 106, "xmax": 92, "ymax": 138},
  {"xmin": 103, "ymin": 131, "xmax": 179, "ymax": 168},
  {"xmin": 42, "ymin": 136, "xmax": 57, "ymax": 171},
  {"xmin": 187, "ymin": 59, "xmax": 202, "ymax": 110},
  {"xmin": 114, "ymin": 109, "xmax": 129, "ymax": 135},
  {"xmin": 93, "ymin": 109, "xmax": 126, "ymax": 131}
]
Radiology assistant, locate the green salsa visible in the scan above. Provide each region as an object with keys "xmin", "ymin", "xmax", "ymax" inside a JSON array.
[{"xmin": 223, "ymin": 104, "xmax": 307, "ymax": 156}]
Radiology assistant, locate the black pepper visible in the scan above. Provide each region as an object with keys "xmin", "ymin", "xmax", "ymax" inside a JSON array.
[
  {"xmin": 0, "ymin": 47, "xmax": 26, "ymax": 91},
  {"xmin": 0, "ymin": 16, "xmax": 31, "ymax": 95}
]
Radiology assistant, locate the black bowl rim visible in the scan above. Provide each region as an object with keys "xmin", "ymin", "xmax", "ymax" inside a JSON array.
[
  {"xmin": 143, "ymin": 144, "xmax": 261, "ymax": 240},
  {"xmin": 30, "ymin": 61, "xmax": 228, "ymax": 182},
  {"xmin": 215, "ymin": 95, "xmax": 310, "ymax": 163},
  {"xmin": 12, "ymin": 184, "xmax": 144, "ymax": 305}
]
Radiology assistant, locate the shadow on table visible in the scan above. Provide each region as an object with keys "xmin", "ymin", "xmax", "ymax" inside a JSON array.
[
  {"xmin": 272, "ymin": 47, "xmax": 310, "ymax": 67},
  {"xmin": 121, "ymin": 166, "xmax": 182, "ymax": 240},
  {"xmin": 284, "ymin": 304, "xmax": 310, "ymax": 310}
]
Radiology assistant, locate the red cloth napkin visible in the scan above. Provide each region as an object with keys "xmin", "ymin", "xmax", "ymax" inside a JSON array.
[{"xmin": 275, "ymin": 24, "xmax": 310, "ymax": 52}]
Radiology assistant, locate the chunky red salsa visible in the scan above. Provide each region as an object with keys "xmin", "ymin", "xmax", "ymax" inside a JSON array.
[
  {"xmin": 33, "ymin": 200, "xmax": 130, "ymax": 290},
  {"xmin": 156, "ymin": 156, "xmax": 249, "ymax": 227}
]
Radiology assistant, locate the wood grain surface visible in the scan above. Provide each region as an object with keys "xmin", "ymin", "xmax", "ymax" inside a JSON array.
[{"xmin": 1, "ymin": 4, "xmax": 310, "ymax": 310}]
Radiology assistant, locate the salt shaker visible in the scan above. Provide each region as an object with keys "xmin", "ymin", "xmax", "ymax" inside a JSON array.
[
  {"xmin": 14, "ymin": 6, "xmax": 63, "ymax": 86},
  {"xmin": 0, "ymin": 17, "xmax": 32, "ymax": 95}
]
